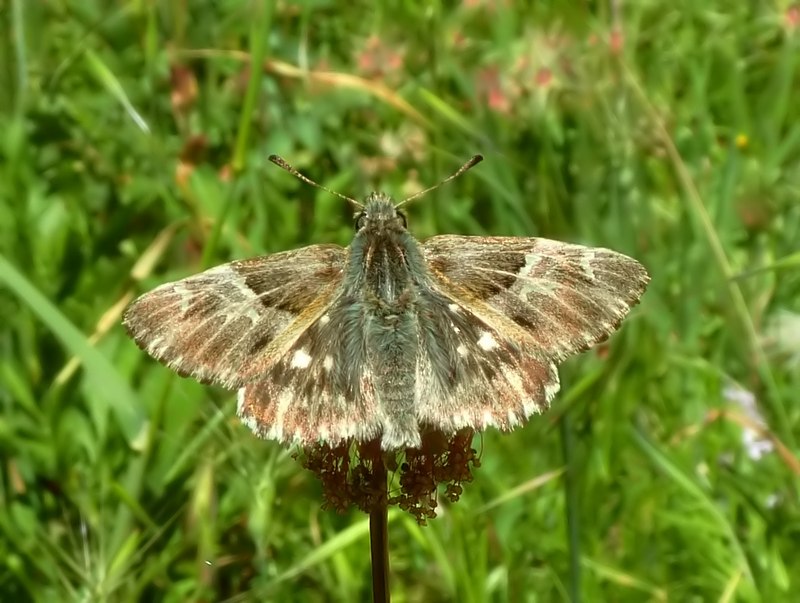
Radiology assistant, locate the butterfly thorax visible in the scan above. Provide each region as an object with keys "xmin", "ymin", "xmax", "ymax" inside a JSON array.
[
  {"xmin": 348, "ymin": 194, "xmax": 427, "ymax": 314},
  {"xmin": 338, "ymin": 193, "xmax": 430, "ymax": 446}
]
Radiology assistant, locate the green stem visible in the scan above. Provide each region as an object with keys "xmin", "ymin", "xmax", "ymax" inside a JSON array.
[
  {"xmin": 560, "ymin": 411, "xmax": 581, "ymax": 603},
  {"xmin": 369, "ymin": 460, "xmax": 390, "ymax": 603}
]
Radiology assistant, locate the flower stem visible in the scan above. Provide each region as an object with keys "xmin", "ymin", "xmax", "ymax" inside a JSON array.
[{"xmin": 369, "ymin": 458, "xmax": 390, "ymax": 603}]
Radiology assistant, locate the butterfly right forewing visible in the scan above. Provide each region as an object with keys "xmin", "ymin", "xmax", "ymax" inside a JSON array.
[{"xmin": 423, "ymin": 235, "xmax": 649, "ymax": 360}]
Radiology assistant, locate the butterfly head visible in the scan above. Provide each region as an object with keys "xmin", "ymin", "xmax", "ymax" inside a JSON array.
[{"xmin": 355, "ymin": 193, "xmax": 408, "ymax": 233}]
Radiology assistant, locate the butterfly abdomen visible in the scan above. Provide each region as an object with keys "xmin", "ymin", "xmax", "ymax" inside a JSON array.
[{"xmin": 366, "ymin": 299, "xmax": 421, "ymax": 449}]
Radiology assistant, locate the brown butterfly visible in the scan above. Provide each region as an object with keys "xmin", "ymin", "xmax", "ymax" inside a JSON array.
[{"xmin": 123, "ymin": 156, "xmax": 649, "ymax": 450}]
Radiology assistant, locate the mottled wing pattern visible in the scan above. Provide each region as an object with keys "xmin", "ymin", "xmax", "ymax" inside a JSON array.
[
  {"xmin": 411, "ymin": 285, "xmax": 561, "ymax": 438},
  {"xmin": 123, "ymin": 245, "xmax": 346, "ymax": 389},
  {"xmin": 237, "ymin": 297, "xmax": 383, "ymax": 446},
  {"xmin": 417, "ymin": 235, "xmax": 649, "ymax": 433}
]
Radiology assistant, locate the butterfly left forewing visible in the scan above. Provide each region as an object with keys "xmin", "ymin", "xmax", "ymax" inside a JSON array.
[{"xmin": 123, "ymin": 244, "xmax": 347, "ymax": 388}]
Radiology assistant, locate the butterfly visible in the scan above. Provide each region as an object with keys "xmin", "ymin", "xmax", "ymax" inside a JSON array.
[{"xmin": 123, "ymin": 155, "xmax": 649, "ymax": 450}]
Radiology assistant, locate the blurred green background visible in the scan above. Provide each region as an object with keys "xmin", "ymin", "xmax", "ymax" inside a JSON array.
[{"xmin": 2, "ymin": 1, "xmax": 800, "ymax": 601}]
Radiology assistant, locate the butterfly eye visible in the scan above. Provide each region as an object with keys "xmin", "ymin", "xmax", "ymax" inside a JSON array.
[{"xmin": 355, "ymin": 212, "xmax": 367, "ymax": 230}]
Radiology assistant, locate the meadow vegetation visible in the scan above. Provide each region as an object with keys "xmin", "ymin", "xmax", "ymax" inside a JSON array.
[{"xmin": 1, "ymin": 1, "xmax": 799, "ymax": 601}]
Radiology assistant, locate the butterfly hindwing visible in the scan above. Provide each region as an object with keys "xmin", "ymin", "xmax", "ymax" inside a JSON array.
[
  {"xmin": 123, "ymin": 244, "xmax": 347, "ymax": 388},
  {"xmin": 412, "ymin": 287, "xmax": 561, "ymax": 435},
  {"xmin": 236, "ymin": 297, "xmax": 384, "ymax": 445}
]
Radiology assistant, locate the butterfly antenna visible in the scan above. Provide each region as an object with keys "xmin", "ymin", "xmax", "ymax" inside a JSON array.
[
  {"xmin": 268, "ymin": 155, "xmax": 363, "ymax": 210},
  {"xmin": 395, "ymin": 155, "xmax": 483, "ymax": 208}
]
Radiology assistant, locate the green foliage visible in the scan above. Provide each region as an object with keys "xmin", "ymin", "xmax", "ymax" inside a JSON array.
[{"xmin": 2, "ymin": 1, "xmax": 799, "ymax": 601}]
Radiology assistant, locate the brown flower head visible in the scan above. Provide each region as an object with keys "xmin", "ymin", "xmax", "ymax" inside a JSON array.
[{"xmin": 297, "ymin": 428, "xmax": 480, "ymax": 524}]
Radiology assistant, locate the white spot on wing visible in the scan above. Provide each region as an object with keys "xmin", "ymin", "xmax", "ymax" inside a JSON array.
[
  {"xmin": 323, "ymin": 355, "xmax": 333, "ymax": 371},
  {"xmin": 579, "ymin": 250, "xmax": 596, "ymax": 279},
  {"xmin": 236, "ymin": 387, "xmax": 246, "ymax": 413},
  {"xmin": 237, "ymin": 389, "xmax": 263, "ymax": 436},
  {"xmin": 452, "ymin": 411, "xmax": 469, "ymax": 427},
  {"xmin": 146, "ymin": 336, "xmax": 165, "ymax": 356},
  {"xmin": 268, "ymin": 389, "xmax": 294, "ymax": 441},
  {"xmin": 523, "ymin": 252, "xmax": 544, "ymax": 272},
  {"xmin": 240, "ymin": 412, "xmax": 261, "ymax": 436},
  {"xmin": 522, "ymin": 399, "xmax": 544, "ymax": 416},
  {"xmin": 174, "ymin": 284, "xmax": 192, "ymax": 312},
  {"xmin": 544, "ymin": 368, "xmax": 561, "ymax": 401},
  {"xmin": 290, "ymin": 348, "xmax": 312, "ymax": 369},
  {"xmin": 456, "ymin": 344, "xmax": 468, "ymax": 357},
  {"xmin": 319, "ymin": 314, "xmax": 330, "ymax": 325},
  {"xmin": 507, "ymin": 409, "xmax": 521, "ymax": 427},
  {"xmin": 342, "ymin": 418, "xmax": 357, "ymax": 439},
  {"xmin": 448, "ymin": 303, "xmax": 461, "ymax": 313},
  {"xmin": 478, "ymin": 331, "xmax": 498, "ymax": 351},
  {"xmin": 502, "ymin": 365, "xmax": 525, "ymax": 395}
]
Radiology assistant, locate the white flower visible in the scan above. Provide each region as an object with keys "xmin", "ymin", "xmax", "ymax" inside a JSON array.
[{"xmin": 722, "ymin": 384, "xmax": 774, "ymax": 460}]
